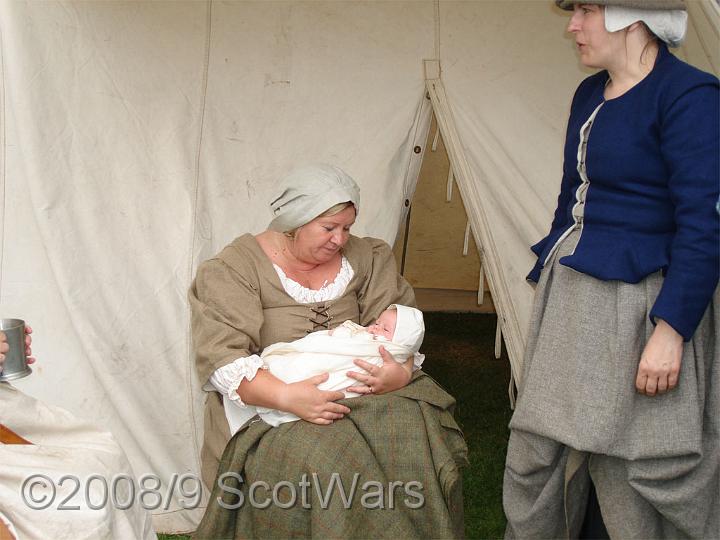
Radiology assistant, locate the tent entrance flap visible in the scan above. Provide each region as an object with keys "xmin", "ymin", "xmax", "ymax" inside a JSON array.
[{"xmin": 425, "ymin": 63, "xmax": 525, "ymax": 405}]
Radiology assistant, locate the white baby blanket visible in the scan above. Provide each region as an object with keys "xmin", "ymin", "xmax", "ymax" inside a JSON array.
[{"xmin": 257, "ymin": 321, "xmax": 414, "ymax": 426}]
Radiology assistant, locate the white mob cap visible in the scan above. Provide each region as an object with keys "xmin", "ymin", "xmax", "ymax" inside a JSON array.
[
  {"xmin": 388, "ymin": 304, "xmax": 425, "ymax": 354},
  {"xmin": 605, "ymin": 5, "xmax": 687, "ymax": 47}
]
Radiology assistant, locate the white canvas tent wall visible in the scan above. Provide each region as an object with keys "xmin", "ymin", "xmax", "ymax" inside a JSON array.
[{"xmin": 1, "ymin": 0, "xmax": 717, "ymax": 533}]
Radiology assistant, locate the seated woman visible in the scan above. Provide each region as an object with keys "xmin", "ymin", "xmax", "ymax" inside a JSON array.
[{"xmin": 190, "ymin": 164, "xmax": 468, "ymax": 538}]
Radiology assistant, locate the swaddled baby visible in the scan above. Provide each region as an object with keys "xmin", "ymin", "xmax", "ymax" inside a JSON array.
[{"xmin": 257, "ymin": 304, "xmax": 425, "ymax": 426}]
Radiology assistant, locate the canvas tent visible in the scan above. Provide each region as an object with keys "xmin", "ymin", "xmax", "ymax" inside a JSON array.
[{"xmin": 1, "ymin": 0, "xmax": 718, "ymax": 533}]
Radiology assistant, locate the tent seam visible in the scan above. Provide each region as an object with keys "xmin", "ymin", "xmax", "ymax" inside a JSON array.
[
  {"xmin": 397, "ymin": 93, "xmax": 431, "ymax": 266},
  {"xmin": 401, "ymin": 96, "xmax": 431, "ymax": 217},
  {"xmin": 185, "ymin": 0, "xmax": 213, "ymax": 484}
]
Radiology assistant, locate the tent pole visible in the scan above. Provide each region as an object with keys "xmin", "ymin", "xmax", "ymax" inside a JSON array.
[{"xmin": 400, "ymin": 205, "xmax": 412, "ymax": 276}]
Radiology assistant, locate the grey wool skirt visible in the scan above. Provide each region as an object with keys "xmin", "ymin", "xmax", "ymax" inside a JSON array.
[{"xmin": 504, "ymin": 229, "xmax": 719, "ymax": 539}]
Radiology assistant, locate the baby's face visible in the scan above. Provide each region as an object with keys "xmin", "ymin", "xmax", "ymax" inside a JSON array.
[{"xmin": 367, "ymin": 309, "xmax": 397, "ymax": 341}]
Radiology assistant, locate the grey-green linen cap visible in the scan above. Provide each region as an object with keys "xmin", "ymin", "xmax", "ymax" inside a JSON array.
[
  {"xmin": 268, "ymin": 164, "xmax": 360, "ymax": 233},
  {"xmin": 556, "ymin": 0, "xmax": 685, "ymax": 10}
]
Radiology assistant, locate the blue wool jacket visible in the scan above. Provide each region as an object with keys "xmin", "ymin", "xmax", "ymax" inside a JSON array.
[{"xmin": 528, "ymin": 44, "xmax": 719, "ymax": 341}]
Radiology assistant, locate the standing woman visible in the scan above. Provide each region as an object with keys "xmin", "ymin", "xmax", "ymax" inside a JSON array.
[{"xmin": 504, "ymin": 1, "xmax": 719, "ymax": 538}]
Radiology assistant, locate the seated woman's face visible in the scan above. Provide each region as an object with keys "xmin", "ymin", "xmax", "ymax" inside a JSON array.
[{"xmin": 294, "ymin": 205, "xmax": 356, "ymax": 264}]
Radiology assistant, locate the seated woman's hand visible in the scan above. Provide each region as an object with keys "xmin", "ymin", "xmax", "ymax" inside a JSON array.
[
  {"xmin": 346, "ymin": 346, "xmax": 412, "ymax": 395},
  {"xmin": 280, "ymin": 373, "xmax": 351, "ymax": 425}
]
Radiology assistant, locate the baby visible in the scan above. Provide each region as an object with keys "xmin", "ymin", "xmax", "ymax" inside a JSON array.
[{"xmin": 256, "ymin": 304, "xmax": 425, "ymax": 426}]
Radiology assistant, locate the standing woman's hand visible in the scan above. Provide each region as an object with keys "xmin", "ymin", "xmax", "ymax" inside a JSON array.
[{"xmin": 636, "ymin": 319, "xmax": 683, "ymax": 396}]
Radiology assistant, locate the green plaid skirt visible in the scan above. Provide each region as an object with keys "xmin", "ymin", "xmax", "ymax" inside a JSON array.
[{"xmin": 195, "ymin": 372, "xmax": 468, "ymax": 539}]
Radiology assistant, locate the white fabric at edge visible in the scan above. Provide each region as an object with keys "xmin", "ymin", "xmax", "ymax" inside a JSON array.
[{"xmin": 0, "ymin": 383, "xmax": 156, "ymax": 540}]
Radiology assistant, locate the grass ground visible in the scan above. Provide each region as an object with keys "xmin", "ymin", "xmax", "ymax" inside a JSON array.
[
  {"xmin": 422, "ymin": 312, "xmax": 512, "ymax": 539},
  {"xmin": 159, "ymin": 312, "xmax": 512, "ymax": 539}
]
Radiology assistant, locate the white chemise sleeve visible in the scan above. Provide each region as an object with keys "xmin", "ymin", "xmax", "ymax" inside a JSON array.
[
  {"xmin": 207, "ymin": 354, "xmax": 266, "ymax": 406},
  {"xmin": 207, "ymin": 355, "xmax": 268, "ymax": 435}
]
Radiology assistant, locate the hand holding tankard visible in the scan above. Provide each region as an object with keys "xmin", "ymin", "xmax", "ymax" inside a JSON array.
[{"xmin": 0, "ymin": 321, "xmax": 34, "ymax": 381}]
